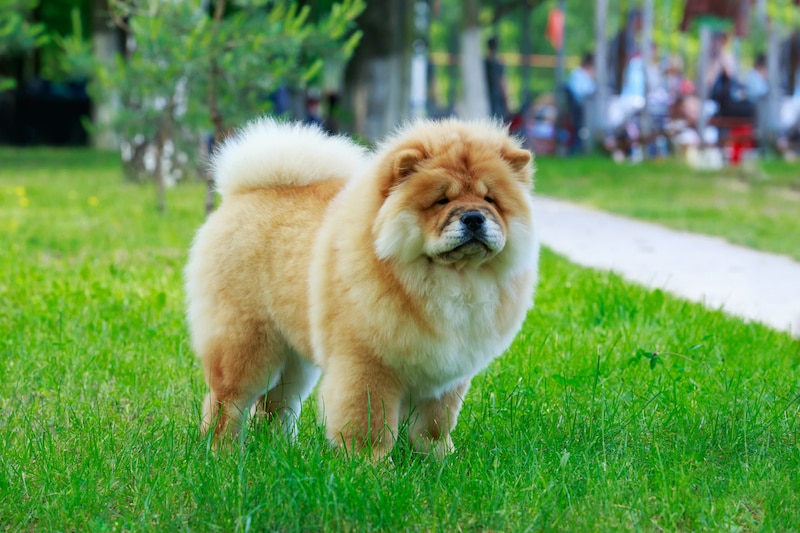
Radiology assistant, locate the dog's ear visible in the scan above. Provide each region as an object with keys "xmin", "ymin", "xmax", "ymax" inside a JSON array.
[
  {"xmin": 503, "ymin": 147, "xmax": 533, "ymax": 184},
  {"xmin": 380, "ymin": 147, "xmax": 426, "ymax": 197},
  {"xmin": 503, "ymin": 148, "xmax": 531, "ymax": 172},
  {"xmin": 392, "ymin": 148, "xmax": 425, "ymax": 182}
]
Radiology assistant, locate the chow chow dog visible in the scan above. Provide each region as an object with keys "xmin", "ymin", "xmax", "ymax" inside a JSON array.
[{"xmin": 185, "ymin": 118, "xmax": 538, "ymax": 459}]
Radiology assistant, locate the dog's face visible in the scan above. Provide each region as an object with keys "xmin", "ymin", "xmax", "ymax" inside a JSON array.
[{"xmin": 372, "ymin": 121, "xmax": 534, "ymax": 272}]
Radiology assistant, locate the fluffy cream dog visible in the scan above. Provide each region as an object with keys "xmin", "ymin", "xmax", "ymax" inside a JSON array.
[{"xmin": 185, "ymin": 118, "xmax": 538, "ymax": 459}]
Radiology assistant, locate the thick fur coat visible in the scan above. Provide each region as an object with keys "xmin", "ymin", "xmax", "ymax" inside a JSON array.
[{"xmin": 185, "ymin": 118, "xmax": 539, "ymax": 459}]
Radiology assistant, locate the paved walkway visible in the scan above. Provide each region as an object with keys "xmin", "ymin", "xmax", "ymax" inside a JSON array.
[{"xmin": 535, "ymin": 197, "xmax": 800, "ymax": 337}]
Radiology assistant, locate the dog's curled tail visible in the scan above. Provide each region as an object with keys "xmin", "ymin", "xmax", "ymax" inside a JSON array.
[{"xmin": 212, "ymin": 118, "xmax": 368, "ymax": 198}]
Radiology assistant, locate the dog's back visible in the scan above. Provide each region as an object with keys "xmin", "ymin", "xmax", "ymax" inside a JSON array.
[{"xmin": 185, "ymin": 120, "xmax": 367, "ymax": 438}]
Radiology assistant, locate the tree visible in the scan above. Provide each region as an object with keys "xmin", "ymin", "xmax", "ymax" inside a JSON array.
[
  {"xmin": 0, "ymin": 0, "xmax": 48, "ymax": 90},
  {"xmin": 69, "ymin": 0, "xmax": 363, "ymax": 213},
  {"xmin": 341, "ymin": 0, "xmax": 413, "ymax": 141},
  {"xmin": 340, "ymin": 0, "xmax": 529, "ymax": 134},
  {"xmin": 460, "ymin": 0, "xmax": 489, "ymax": 119}
]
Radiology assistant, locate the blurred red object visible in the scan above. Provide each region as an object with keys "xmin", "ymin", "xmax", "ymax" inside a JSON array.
[
  {"xmin": 546, "ymin": 8, "xmax": 564, "ymax": 50},
  {"xmin": 729, "ymin": 124, "xmax": 754, "ymax": 165}
]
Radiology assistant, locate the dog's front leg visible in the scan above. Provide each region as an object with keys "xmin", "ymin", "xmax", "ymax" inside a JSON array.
[{"xmin": 319, "ymin": 354, "xmax": 403, "ymax": 461}]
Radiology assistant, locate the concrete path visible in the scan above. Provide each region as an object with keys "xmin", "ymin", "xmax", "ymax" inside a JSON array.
[{"xmin": 535, "ymin": 197, "xmax": 800, "ymax": 337}]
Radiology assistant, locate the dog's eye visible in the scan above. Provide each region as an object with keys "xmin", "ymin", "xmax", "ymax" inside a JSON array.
[
  {"xmin": 484, "ymin": 196, "xmax": 494, "ymax": 204},
  {"xmin": 436, "ymin": 197, "xmax": 450, "ymax": 205}
]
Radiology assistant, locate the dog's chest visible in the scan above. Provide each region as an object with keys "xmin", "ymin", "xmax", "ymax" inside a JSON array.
[{"xmin": 391, "ymin": 276, "xmax": 514, "ymax": 396}]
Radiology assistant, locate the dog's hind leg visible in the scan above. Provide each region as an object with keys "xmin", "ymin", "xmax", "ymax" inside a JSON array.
[
  {"xmin": 200, "ymin": 320, "xmax": 286, "ymax": 443},
  {"xmin": 257, "ymin": 351, "xmax": 321, "ymax": 440}
]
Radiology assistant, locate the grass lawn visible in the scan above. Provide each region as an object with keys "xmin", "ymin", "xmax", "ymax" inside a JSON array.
[
  {"xmin": 534, "ymin": 156, "xmax": 800, "ymax": 261},
  {"xmin": 1, "ymin": 148, "xmax": 799, "ymax": 531}
]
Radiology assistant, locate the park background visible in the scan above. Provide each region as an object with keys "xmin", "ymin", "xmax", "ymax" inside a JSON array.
[
  {"xmin": 2, "ymin": 0, "xmax": 800, "ymax": 531},
  {"xmin": 5, "ymin": 1, "xmax": 800, "ymax": 169}
]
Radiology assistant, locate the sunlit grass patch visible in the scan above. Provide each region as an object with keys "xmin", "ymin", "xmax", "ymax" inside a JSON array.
[{"xmin": 1, "ymin": 148, "xmax": 798, "ymax": 531}]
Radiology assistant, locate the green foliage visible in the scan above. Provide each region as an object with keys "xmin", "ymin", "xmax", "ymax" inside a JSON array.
[
  {"xmin": 65, "ymin": 0, "xmax": 363, "ymax": 182},
  {"xmin": 34, "ymin": 0, "xmax": 93, "ymax": 82},
  {"xmin": 2, "ymin": 149, "xmax": 799, "ymax": 530},
  {"xmin": 94, "ymin": 1, "xmax": 204, "ymax": 154},
  {"xmin": 767, "ymin": 0, "xmax": 800, "ymax": 27},
  {"xmin": 0, "ymin": 0, "xmax": 48, "ymax": 54},
  {"xmin": 0, "ymin": 0, "xmax": 48, "ymax": 89},
  {"xmin": 50, "ymin": 7, "xmax": 93, "ymax": 80}
]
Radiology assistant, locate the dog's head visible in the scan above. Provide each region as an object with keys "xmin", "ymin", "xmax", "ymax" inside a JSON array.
[{"xmin": 372, "ymin": 119, "xmax": 536, "ymax": 274}]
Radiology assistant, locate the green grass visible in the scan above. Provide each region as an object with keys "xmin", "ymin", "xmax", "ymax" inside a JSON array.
[
  {"xmin": 534, "ymin": 156, "xmax": 800, "ymax": 261},
  {"xmin": 2, "ymin": 148, "xmax": 799, "ymax": 531}
]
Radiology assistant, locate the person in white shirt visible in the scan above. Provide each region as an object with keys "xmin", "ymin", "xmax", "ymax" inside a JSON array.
[
  {"xmin": 744, "ymin": 53, "xmax": 768, "ymax": 103},
  {"xmin": 565, "ymin": 52, "xmax": 596, "ymax": 154},
  {"xmin": 567, "ymin": 52, "xmax": 597, "ymax": 104}
]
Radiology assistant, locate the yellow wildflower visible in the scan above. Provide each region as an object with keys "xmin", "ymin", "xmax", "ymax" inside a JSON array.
[
  {"xmin": 15, "ymin": 186, "xmax": 25, "ymax": 196},
  {"xmin": 88, "ymin": 196, "xmax": 99, "ymax": 207},
  {"xmin": 19, "ymin": 197, "xmax": 29, "ymax": 208}
]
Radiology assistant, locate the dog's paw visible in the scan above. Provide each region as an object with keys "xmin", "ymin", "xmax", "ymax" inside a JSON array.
[{"xmin": 412, "ymin": 434, "xmax": 455, "ymax": 459}]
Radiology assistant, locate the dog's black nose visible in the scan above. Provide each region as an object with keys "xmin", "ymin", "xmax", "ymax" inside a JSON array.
[{"xmin": 460, "ymin": 211, "xmax": 485, "ymax": 232}]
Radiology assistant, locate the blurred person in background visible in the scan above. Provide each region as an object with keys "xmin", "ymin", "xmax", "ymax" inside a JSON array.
[
  {"xmin": 664, "ymin": 54, "xmax": 693, "ymax": 105},
  {"xmin": 608, "ymin": 9, "xmax": 642, "ymax": 94},
  {"xmin": 744, "ymin": 53, "xmax": 768, "ymax": 103},
  {"xmin": 565, "ymin": 52, "xmax": 596, "ymax": 155},
  {"xmin": 705, "ymin": 31, "xmax": 736, "ymax": 94},
  {"xmin": 484, "ymin": 36, "xmax": 509, "ymax": 121}
]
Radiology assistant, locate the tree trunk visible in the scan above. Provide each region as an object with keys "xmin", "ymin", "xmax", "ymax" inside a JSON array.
[
  {"xmin": 92, "ymin": 0, "xmax": 122, "ymax": 149},
  {"xmin": 153, "ymin": 100, "xmax": 175, "ymax": 213},
  {"xmin": 459, "ymin": 0, "xmax": 488, "ymax": 119},
  {"xmin": 696, "ymin": 24, "xmax": 712, "ymax": 138},
  {"xmin": 520, "ymin": 3, "xmax": 532, "ymax": 106},
  {"xmin": 640, "ymin": 0, "xmax": 653, "ymax": 146},
  {"xmin": 554, "ymin": 0, "xmax": 566, "ymax": 96},
  {"xmin": 589, "ymin": 0, "xmax": 609, "ymax": 148},
  {"xmin": 205, "ymin": 0, "xmax": 227, "ymax": 218},
  {"xmin": 205, "ymin": 51, "xmax": 222, "ymax": 218},
  {"xmin": 447, "ymin": 25, "xmax": 459, "ymax": 114},
  {"xmin": 153, "ymin": 134, "xmax": 167, "ymax": 213},
  {"xmin": 342, "ymin": 0, "xmax": 413, "ymax": 141},
  {"xmin": 765, "ymin": 20, "xmax": 781, "ymax": 142}
]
